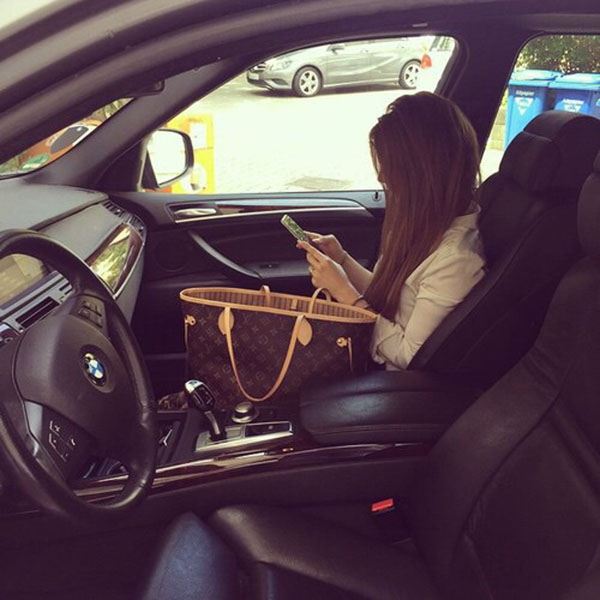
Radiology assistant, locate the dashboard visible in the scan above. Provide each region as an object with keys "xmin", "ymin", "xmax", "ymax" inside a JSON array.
[
  {"xmin": 0, "ymin": 254, "xmax": 47, "ymax": 307},
  {"xmin": 0, "ymin": 184, "xmax": 149, "ymax": 489},
  {"xmin": 0, "ymin": 185, "xmax": 146, "ymax": 347}
]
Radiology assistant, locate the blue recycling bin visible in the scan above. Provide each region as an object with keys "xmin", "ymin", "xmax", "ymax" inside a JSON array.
[
  {"xmin": 504, "ymin": 69, "xmax": 561, "ymax": 148},
  {"xmin": 549, "ymin": 73, "xmax": 600, "ymax": 118}
]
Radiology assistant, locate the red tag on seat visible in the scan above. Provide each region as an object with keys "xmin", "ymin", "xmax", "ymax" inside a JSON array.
[{"xmin": 371, "ymin": 498, "xmax": 395, "ymax": 513}]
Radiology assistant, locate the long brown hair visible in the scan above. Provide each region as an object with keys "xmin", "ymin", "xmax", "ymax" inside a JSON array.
[{"xmin": 365, "ymin": 92, "xmax": 480, "ymax": 320}]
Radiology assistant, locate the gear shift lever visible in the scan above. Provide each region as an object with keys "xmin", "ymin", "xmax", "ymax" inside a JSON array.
[{"xmin": 184, "ymin": 380, "xmax": 226, "ymax": 441}]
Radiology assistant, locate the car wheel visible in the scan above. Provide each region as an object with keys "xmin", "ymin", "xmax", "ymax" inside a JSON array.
[
  {"xmin": 399, "ymin": 60, "xmax": 421, "ymax": 89},
  {"xmin": 292, "ymin": 67, "xmax": 322, "ymax": 97}
]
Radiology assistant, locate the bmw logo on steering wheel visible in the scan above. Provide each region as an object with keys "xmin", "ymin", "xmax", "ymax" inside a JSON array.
[{"xmin": 83, "ymin": 352, "xmax": 107, "ymax": 386}]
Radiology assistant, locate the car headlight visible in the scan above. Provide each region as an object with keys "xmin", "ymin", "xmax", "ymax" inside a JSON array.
[{"xmin": 268, "ymin": 59, "xmax": 292, "ymax": 71}]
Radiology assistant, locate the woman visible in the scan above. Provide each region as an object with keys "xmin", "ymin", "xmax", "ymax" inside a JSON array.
[{"xmin": 298, "ymin": 92, "xmax": 486, "ymax": 370}]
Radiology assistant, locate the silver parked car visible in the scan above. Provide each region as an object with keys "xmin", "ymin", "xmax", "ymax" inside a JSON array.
[{"xmin": 247, "ymin": 38, "xmax": 425, "ymax": 97}]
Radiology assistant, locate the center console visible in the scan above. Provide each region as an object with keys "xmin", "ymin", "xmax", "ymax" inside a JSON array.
[
  {"xmin": 183, "ymin": 379, "xmax": 294, "ymax": 457},
  {"xmin": 72, "ymin": 371, "xmax": 478, "ymax": 506},
  {"xmin": 300, "ymin": 370, "xmax": 478, "ymax": 445}
]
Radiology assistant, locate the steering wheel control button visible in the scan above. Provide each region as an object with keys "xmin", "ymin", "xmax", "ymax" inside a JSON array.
[
  {"xmin": 83, "ymin": 352, "xmax": 107, "ymax": 386},
  {"xmin": 49, "ymin": 420, "xmax": 62, "ymax": 435},
  {"xmin": 49, "ymin": 431, "xmax": 60, "ymax": 449},
  {"xmin": 48, "ymin": 431, "xmax": 70, "ymax": 462},
  {"xmin": 82, "ymin": 300, "xmax": 101, "ymax": 314},
  {"xmin": 90, "ymin": 313, "xmax": 104, "ymax": 327},
  {"xmin": 78, "ymin": 300, "xmax": 104, "ymax": 327}
]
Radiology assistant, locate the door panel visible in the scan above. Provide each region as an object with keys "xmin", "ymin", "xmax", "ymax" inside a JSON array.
[
  {"xmin": 325, "ymin": 42, "xmax": 373, "ymax": 85},
  {"xmin": 111, "ymin": 191, "xmax": 384, "ymax": 396},
  {"xmin": 368, "ymin": 40, "xmax": 421, "ymax": 82},
  {"xmin": 369, "ymin": 40, "xmax": 408, "ymax": 81}
]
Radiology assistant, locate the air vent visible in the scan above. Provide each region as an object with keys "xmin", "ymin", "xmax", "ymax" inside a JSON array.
[
  {"xmin": 127, "ymin": 214, "xmax": 146, "ymax": 236},
  {"xmin": 58, "ymin": 281, "xmax": 73, "ymax": 299},
  {"xmin": 59, "ymin": 281, "xmax": 72, "ymax": 294},
  {"xmin": 102, "ymin": 200, "xmax": 125, "ymax": 217},
  {"xmin": 16, "ymin": 297, "xmax": 58, "ymax": 330}
]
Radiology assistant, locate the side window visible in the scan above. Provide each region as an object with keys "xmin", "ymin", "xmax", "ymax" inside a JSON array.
[
  {"xmin": 151, "ymin": 36, "xmax": 457, "ymax": 195},
  {"xmin": 0, "ymin": 99, "xmax": 130, "ymax": 176},
  {"xmin": 481, "ymin": 35, "xmax": 600, "ymax": 180}
]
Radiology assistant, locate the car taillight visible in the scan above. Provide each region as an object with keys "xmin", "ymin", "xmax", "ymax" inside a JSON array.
[{"xmin": 421, "ymin": 53, "xmax": 432, "ymax": 69}]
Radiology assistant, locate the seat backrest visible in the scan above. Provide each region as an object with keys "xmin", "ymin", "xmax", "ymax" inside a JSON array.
[
  {"xmin": 409, "ymin": 111, "xmax": 600, "ymax": 389},
  {"xmin": 409, "ymin": 153, "xmax": 600, "ymax": 599}
]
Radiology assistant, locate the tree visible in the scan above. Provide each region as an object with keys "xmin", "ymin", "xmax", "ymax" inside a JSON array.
[{"xmin": 517, "ymin": 35, "xmax": 600, "ymax": 74}]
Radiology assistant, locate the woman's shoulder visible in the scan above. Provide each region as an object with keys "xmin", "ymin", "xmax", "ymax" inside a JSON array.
[
  {"xmin": 436, "ymin": 222, "xmax": 484, "ymax": 261},
  {"xmin": 418, "ymin": 227, "xmax": 486, "ymax": 300},
  {"xmin": 406, "ymin": 208, "xmax": 485, "ymax": 287},
  {"xmin": 409, "ymin": 232, "xmax": 485, "ymax": 291}
]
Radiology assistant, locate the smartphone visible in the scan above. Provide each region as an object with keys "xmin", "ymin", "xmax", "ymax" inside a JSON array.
[{"xmin": 281, "ymin": 214, "xmax": 309, "ymax": 243}]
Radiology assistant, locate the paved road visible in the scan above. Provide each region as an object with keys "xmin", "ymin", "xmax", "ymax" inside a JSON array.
[
  {"xmin": 183, "ymin": 75, "xmax": 414, "ymax": 194},
  {"xmin": 177, "ymin": 74, "xmax": 502, "ymax": 195}
]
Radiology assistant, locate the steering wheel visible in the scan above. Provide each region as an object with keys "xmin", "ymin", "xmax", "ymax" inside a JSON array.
[{"xmin": 0, "ymin": 230, "xmax": 157, "ymax": 520}]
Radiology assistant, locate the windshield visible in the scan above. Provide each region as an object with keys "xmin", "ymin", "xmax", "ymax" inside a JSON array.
[
  {"xmin": 0, "ymin": 0, "xmax": 61, "ymax": 32},
  {"xmin": 0, "ymin": 99, "xmax": 130, "ymax": 177}
]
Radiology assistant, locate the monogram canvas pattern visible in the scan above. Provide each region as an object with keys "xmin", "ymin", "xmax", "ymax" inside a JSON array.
[{"xmin": 182, "ymin": 297, "xmax": 374, "ymax": 409}]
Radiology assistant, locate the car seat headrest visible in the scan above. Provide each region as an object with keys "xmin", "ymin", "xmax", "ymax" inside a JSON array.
[
  {"xmin": 577, "ymin": 151, "xmax": 600, "ymax": 261},
  {"xmin": 499, "ymin": 131, "xmax": 560, "ymax": 192},
  {"xmin": 524, "ymin": 111, "xmax": 600, "ymax": 192}
]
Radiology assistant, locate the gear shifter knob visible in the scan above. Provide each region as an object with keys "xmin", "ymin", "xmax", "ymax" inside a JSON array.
[
  {"xmin": 185, "ymin": 379, "xmax": 216, "ymax": 412},
  {"xmin": 184, "ymin": 380, "xmax": 225, "ymax": 441}
]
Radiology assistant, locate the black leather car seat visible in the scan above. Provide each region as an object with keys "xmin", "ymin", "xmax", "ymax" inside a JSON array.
[
  {"xmin": 141, "ymin": 151, "xmax": 600, "ymax": 599},
  {"xmin": 409, "ymin": 110, "xmax": 600, "ymax": 388}
]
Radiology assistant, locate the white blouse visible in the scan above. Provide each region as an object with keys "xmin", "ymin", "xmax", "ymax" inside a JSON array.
[{"xmin": 370, "ymin": 209, "xmax": 485, "ymax": 370}]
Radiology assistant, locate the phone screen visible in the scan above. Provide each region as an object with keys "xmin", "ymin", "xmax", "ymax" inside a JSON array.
[{"xmin": 281, "ymin": 214, "xmax": 309, "ymax": 243}]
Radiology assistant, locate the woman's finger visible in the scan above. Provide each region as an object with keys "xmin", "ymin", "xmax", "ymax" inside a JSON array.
[
  {"xmin": 303, "ymin": 243, "xmax": 326, "ymax": 260},
  {"xmin": 306, "ymin": 253, "xmax": 320, "ymax": 267}
]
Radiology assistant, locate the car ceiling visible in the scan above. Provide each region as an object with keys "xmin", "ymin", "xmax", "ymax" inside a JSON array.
[{"xmin": 0, "ymin": 0, "xmax": 598, "ymax": 170}]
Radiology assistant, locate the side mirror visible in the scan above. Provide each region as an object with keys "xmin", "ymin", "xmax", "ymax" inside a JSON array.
[
  {"xmin": 329, "ymin": 43, "xmax": 345, "ymax": 53},
  {"xmin": 144, "ymin": 128, "xmax": 194, "ymax": 189}
]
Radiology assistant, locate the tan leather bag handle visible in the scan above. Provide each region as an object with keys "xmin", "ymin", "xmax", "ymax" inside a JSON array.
[
  {"xmin": 308, "ymin": 288, "xmax": 332, "ymax": 314},
  {"xmin": 222, "ymin": 306, "xmax": 305, "ymax": 402},
  {"xmin": 259, "ymin": 285, "xmax": 272, "ymax": 307}
]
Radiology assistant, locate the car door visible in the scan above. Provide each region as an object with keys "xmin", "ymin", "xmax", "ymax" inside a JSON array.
[
  {"xmin": 367, "ymin": 38, "xmax": 424, "ymax": 84},
  {"xmin": 105, "ymin": 36, "xmax": 459, "ymax": 396},
  {"xmin": 111, "ymin": 190, "xmax": 382, "ymax": 396},
  {"xmin": 107, "ymin": 63, "xmax": 390, "ymax": 395},
  {"xmin": 324, "ymin": 41, "xmax": 374, "ymax": 86}
]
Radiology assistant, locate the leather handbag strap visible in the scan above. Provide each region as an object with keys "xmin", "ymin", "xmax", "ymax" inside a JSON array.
[
  {"xmin": 222, "ymin": 306, "xmax": 305, "ymax": 402},
  {"xmin": 308, "ymin": 288, "xmax": 332, "ymax": 314},
  {"xmin": 259, "ymin": 285, "xmax": 272, "ymax": 307}
]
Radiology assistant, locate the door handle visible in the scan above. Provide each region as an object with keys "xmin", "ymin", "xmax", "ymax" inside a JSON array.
[
  {"xmin": 188, "ymin": 230, "xmax": 261, "ymax": 286},
  {"xmin": 173, "ymin": 207, "xmax": 218, "ymax": 221}
]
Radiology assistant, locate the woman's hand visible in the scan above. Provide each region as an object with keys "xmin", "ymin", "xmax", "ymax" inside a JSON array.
[
  {"xmin": 298, "ymin": 241, "xmax": 359, "ymax": 305},
  {"xmin": 301, "ymin": 231, "xmax": 347, "ymax": 264}
]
